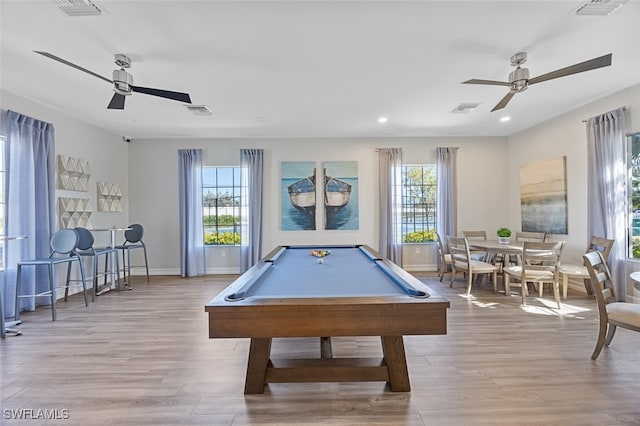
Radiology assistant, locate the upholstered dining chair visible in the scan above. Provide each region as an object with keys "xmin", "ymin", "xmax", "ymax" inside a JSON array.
[
  {"xmin": 447, "ymin": 236, "xmax": 498, "ymax": 296},
  {"xmin": 583, "ymin": 251, "xmax": 640, "ymax": 360},
  {"xmin": 558, "ymin": 236, "xmax": 615, "ymax": 299},
  {"xmin": 462, "ymin": 230, "xmax": 489, "ymax": 261},
  {"xmin": 15, "ymin": 228, "xmax": 88, "ymax": 321},
  {"xmin": 115, "ymin": 224, "xmax": 149, "ymax": 288},
  {"xmin": 503, "ymin": 241, "xmax": 564, "ymax": 308},
  {"xmin": 70, "ymin": 227, "xmax": 120, "ymax": 301},
  {"xmin": 514, "ymin": 231, "xmax": 546, "ymax": 242},
  {"xmin": 506, "ymin": 231, "xmax": 547, "ymax": 265},
  {"xmin": 436, "ymin": 233, "xmax": 453, "ymax": 282}
]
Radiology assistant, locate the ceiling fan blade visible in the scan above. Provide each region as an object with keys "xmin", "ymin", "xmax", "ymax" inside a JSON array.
[
  {"xmin": 131, "ymin": 85, "xmax": 192, "ymax": 104},
  {"xmin": 462, "ymin": 79, "xmax": 511, "ymax": 86},
  {"xmin": 107, "ymin": 93, "xmax": 126, "ymax": 110},
  {"xmin": 528, "ymin": 53, "xmax": 612, "ymax": 85},
  {"xmin": 34, "ymin": 51, "xmax": 112, "ymax": 84},
  {"xmin": 491, "ymin": 91, "xmax": 516, "ymax": 112}
]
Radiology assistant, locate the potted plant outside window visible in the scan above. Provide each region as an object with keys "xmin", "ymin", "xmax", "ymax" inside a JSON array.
[{"xmin": 497, "ymin": 227, "xmax": 512, "ymax": 244}]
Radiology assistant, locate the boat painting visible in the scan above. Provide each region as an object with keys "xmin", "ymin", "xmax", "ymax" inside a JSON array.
[
  {"xmin": 323, "ymin": 161, "xmax": 359, "ymax": 230},
  {"xmin": 281, "ymin": 161, "xmax": 316, "ymax": 230},
  {"xmin": 288, "ymin": 170, "xmax": 316, "ymax": 216}
]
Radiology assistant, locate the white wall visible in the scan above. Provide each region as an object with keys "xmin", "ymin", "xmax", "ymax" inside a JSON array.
[
  {"xmin": 507, "ymin": 84, "xmax": 640, "ymax": 297},
  {"xmin": 128, "ymin": 136, "xmax": 508, "ymax": 274},
  {"xmin": 1, "ymin": 89, "xmax": 129, "ymax": 299},
  {"xmin": 1, "ymin": 90, "xmax": 129, "ymax": 249}
]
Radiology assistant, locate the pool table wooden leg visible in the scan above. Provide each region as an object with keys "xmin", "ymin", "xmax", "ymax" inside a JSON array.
[
  {"xmin": 320, "ymin": 336, "xmax": 333, "ymax": 359},
  {"xmin": 244, "ymin": 337, "xmax": 272, "ymax": 394},
  {"xmin": 381, "ymin": 336, "xmax": 411, "ymax": 392}
]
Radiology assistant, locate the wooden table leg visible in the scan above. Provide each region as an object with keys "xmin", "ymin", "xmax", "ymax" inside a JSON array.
[
  {"xmin": 380, "ymin": 336, "xmax": 410, "ymax": 392},
  {"xmin": 244, "ymin": 337, "xmax": 272, "ymax": 394},
  {"xmin": 320, "ymin": 336, "xmax": 333, "ymax": 360}
]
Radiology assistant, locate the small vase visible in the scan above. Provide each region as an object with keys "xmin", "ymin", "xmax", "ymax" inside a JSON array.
[{"xmin": 498, "ymin": 237, "xmax": 510, "ymax": 244}]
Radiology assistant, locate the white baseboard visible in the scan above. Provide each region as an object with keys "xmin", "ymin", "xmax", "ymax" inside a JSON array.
[{"xmin": 403, "ymin": 264, "xmax": 437, "ymax": 272}]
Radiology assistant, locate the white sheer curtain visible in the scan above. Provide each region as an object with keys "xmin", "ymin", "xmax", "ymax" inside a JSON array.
[
  {"xmin": 436, "ymin": 147, "xmax": 458, "ymax": 242},
  {"xmin": 4, "ymin": 110, "xmax": 56, "ymax": 316},
  {"xmin": 586, "ymin": 107, "xmax": 627, "ymax": 299},
  {"xmin": 378, "ymin": 148, "xmax": 403, "ymax": 264},
  {"xmin": 178, "ymin": 149, "xmax": 205, "ymax": 277},
  {"xmin": 240, "ymin": 149, "xmax": 263, "ymax": 272}
]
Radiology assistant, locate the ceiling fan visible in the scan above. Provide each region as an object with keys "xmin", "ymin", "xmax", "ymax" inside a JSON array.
[
  {"xmin": 34, "ymin": 51, "xmax": 192, "ymax": 110},
  {"xmin": 462, "ymin": 52, "xmax": 612, "ymax": 112}
]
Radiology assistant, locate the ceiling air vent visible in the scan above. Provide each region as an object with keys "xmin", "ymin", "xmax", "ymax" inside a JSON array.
[
  {"xmin": 50, "ymin": 0, "xmax": 104, "ymax": 17},
  {"xmin": 451, "ymin": 103, "xmax": 480, "ymax": 114},
  {"xmin": 185, "ymin": 105, "xmax": 213, "ymax": 116},
  {"xmin": 575, "ymin": 0, "xmax": 628, "ymax": 16}
]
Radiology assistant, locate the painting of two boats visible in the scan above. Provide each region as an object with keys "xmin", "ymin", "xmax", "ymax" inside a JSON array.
[{"xmin": 281, "ymin": 161, "xmax": 359, "ymax": 230}]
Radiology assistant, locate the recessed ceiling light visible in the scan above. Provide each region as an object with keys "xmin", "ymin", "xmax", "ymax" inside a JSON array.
[
  {"xmin": 500, "ymin": 116, "xmax": 511, "ymax": 122},
  {"xmin": 378, "ymin": 117, "xmax": 388, "ymax": 123}
]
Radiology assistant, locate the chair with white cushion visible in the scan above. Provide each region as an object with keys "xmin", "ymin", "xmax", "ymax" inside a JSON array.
[
  {"xmin": 462, "ymin": 230, "xmax": 488, "ymax": 261},
  {"xmin": 559, "ymin": 236, "xmax": 614, "ymax": 299},
  {"xmin": 583, "ymin": 250, "xmax": 640, "ymax": 360},
  {"xmin": 503, "ymin": 241, "xmax": 564, "ymax": 308},
  {"xmin": 447, "ymin": 236, "xmax": 498, "ymax": 296},
  {"xmin": 436, "ymin": 232, "xmax": 453, "ymax": 282}
]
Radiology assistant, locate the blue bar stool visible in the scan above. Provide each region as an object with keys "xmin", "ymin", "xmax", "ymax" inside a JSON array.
[
  {"xmin": 68, "ymin": 227, "xmax": 120, "ymax": 302},
  {"xmin": 15, "ymin": 229, "xmax": 87, "ymax": 321},
  {"xmin": 115, "ymin": 224, "xmax": 149, "ymax": 288}
]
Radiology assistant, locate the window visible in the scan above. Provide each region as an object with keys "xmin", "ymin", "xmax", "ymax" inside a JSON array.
[
  {"xmin": 401, "ymin": 165, "xmax": 437, "ymax": 242},
  {"xmin": 202, "ymin": 166, "xmax": 241, "ymax": 246},
  {"xmin": 0, "ymin": 136, "xmax": 5, "ymax": 268},
  {"xmin": 629, "ymin": 133, "xmax": 640, "ymax": 258}
]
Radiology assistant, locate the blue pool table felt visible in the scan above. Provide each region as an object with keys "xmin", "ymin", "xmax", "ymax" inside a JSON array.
[{"xmin": 236, "ymin": 246, "xmax": 420, "ymax": 299}]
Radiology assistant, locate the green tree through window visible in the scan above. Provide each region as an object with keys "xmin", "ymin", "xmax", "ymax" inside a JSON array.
[
  {"xmin": 401, "ymin": 165, "xmax": 437, "ymax": 242},
  {"xmin": 202, "ymin": 166, "xmax": 241, "ymax": 245}
]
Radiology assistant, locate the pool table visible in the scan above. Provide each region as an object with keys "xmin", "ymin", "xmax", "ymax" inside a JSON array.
[{"xmin": 205, "ymin": 244, "xmax": 449, "ymax": 394}]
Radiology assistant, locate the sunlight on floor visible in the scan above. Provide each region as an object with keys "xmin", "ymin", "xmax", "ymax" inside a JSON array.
[{"xmin": 520, "ymin": 297, "xmax": 592, "ymax": 317}]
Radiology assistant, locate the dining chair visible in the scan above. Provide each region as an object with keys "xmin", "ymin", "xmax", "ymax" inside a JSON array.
[
  {"xmin": 514, "ymin": 231, "xmax": 546, "ymax": 242},
  {"xmin": 447, "ymin": 236, "xmax": 498, "ymax": 296},
  {"xmin": 115, "ymin": 224, "xmax": 150, "ymax": 288},
  {"xmin": 69, "ymin": 227, "xmax": 120, "ymax": 302},
  {"xmin": 15, "ymin": 228, "xmax": 88, "ymax": 321},
  {"xmin": 462, "ymin": 230, "xmax": 489, "ymax": 261},
  {"xmin": 503, "ymin": 241, "xmax": 564, "ymax": 308},
  {"xmin": 507, "ymin": 231, "xmax": 547, "ymax": 265},
  {"xmin": 436, "ymin": 233, "xmax": 453, "ymax": 282},
  {"xmin": 583, "ymin": 251, "xmax": 640, "ymax": 360},
  {"xmin": 559, "ymin": 236, "xmax": 615, "ymax": 299}
]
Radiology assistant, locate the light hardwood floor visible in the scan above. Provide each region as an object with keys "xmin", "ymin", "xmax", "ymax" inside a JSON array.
[{"xmin": 2, "ymin": 274, "xmax": 640, "ymax": 425}]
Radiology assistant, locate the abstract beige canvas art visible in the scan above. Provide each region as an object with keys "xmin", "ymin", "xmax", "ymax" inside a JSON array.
[{"xmin": 520, "ymin": 156, "xmax": 568, "ymax": 234}]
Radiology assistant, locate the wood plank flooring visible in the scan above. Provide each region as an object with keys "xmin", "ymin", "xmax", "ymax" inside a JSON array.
[{"xmin": 2, "ymin": 274, "xmax": 640, "ymax": 425}]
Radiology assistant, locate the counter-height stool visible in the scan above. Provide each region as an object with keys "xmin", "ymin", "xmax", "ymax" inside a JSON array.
[
  {"xmin": 69, "ymin": 227, "xmax": 120, "ymax": 302},
  {"xmin": 15, "ymin": 228, "xmax": 88, "ymax": 321},
  {"xmin": 115, "ymin": 224, "xmax": 149, "ymax": 288}
]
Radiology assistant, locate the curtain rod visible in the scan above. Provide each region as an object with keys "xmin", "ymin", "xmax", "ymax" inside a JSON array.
[
  {"xmin": 582, "ymin": 106, "xmax": 627, "ymax": 123},
  {"xmin": 375, "ymin": 147, "xmax": 460, "ymax": 151}
]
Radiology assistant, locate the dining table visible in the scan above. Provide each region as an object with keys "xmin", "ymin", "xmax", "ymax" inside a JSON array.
[{"xmin": 466, "ymin": 239, "xmax": 524, "ymax": 267}]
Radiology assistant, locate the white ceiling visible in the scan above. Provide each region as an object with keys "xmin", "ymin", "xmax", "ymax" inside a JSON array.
[{"xmin": 1, "ymin": 0, "xmax": 639, "ymax": 139}]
